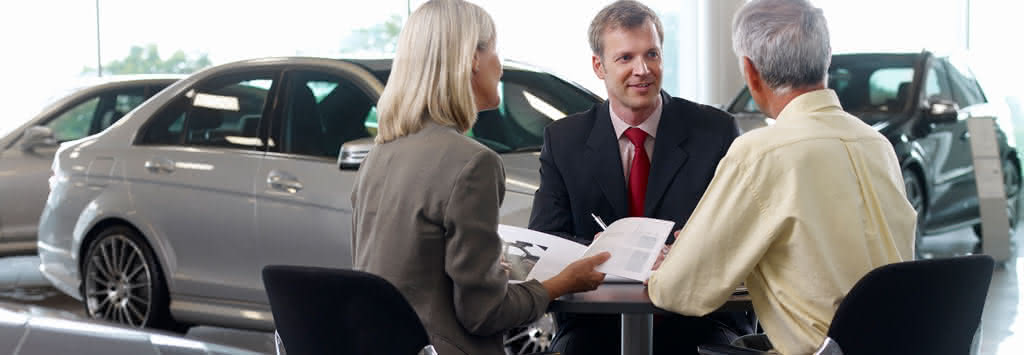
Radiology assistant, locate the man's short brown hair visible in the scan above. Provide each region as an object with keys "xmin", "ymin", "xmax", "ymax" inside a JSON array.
[{"xmin": 588, "ymin": 0, "xmax": 664, "ymax": 58}]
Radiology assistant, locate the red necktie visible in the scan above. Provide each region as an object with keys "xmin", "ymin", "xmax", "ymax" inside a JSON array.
[{"xmin": 625, "ymin": 127, "xmax": 650, "ymax": 217}]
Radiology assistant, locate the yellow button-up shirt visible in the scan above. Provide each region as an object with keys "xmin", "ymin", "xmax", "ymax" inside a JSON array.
[{"xmin": 648, "ymin": 89, "xmax": 916, "ymax": 355}]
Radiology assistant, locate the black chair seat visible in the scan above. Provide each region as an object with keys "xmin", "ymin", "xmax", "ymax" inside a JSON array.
[{"xmin": 263, "ymin": 265, "xmax": 432, "ymax": 355}]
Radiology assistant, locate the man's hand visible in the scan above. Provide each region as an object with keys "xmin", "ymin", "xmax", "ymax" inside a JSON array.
[
  {"xmin": 651, "ymin": 245, "xmax": 671, "ymax": 271},
  {"xmin": 542, "ymin": 252, "xmax": 611, "ymax": 300},
  {"xmin": 644, "ymin": 230, "xmax": 680, "ymax": 286}
]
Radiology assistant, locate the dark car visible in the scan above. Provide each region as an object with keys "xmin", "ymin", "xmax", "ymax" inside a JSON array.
[{"xmin": 727, "ymin": 51, "xmax": 1020, "ymax": 257}]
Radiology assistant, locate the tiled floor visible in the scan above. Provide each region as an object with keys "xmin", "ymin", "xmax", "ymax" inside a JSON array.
[
  {"xmin": 0, "ymin": 255, "xmax": 277, "ymax": 353},
  {"xmin": 917, "ymin": 226, "xmax": 1021, "ymax": 355}
]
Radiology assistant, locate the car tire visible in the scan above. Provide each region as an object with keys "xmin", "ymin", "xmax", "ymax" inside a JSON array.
[
  {"xmin": 904, "ymin": 170, "xmax": 926, "ymax": 259},
  {"xmin": 81, "ymin": 225, "xmax": 187, "ymax": 333},
  {"xmin": 1004, "ymin": 159, "xmax": 1020, "ymax": 231}
]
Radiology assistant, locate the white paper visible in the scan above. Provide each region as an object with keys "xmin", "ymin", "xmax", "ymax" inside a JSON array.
[
  {"xmin": 498, "ymin": 217, "xmax": 674, "ymax": 282},
  {"xmin": 497, "ymin": 225, "xmax": 587, "ymax": 282},
  {"xmin": 584, "ymin": 217, "xmax": 674, "ymax": 281}
]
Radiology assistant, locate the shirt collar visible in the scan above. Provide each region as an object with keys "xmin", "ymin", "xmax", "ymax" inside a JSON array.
[
  {"xmin": 610, "ymin": 95, "xmax": 663, "ymax": 140},
  {"xmin": 776, "ymin": 89, "xmax": 843, "ymax": 122}
]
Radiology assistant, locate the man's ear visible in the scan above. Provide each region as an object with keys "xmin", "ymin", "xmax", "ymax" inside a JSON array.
[
  {"xmin": 592, "ymin": 55, "xmax": 605, "ymax": 80},
  {"xmin": 741, "ymin": 57, "xmax": 762, "ymax": 93}
]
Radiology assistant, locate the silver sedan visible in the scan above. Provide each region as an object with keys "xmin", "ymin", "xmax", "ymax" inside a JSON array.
[
  {"xmin": 37, "ymin": 57, "xmax": 599, "ymax": 354},
  {"xmin": 0, "ymin": 76, "xmax": 180, "ymax": 255}
]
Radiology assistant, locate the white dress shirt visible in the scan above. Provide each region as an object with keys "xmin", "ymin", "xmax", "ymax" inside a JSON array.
[{"xmin": 609, "ymin": 96, "xmax": 663, "ymax": 180}]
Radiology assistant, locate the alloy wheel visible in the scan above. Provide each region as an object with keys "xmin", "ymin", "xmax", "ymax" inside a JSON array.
[
  {"xmin": 504, "ymin": 313, "xmax": 555, "ymax": 355},
  {"xmin": 84, "ymin": 234, "xmax": 153, "ymax": 327}
]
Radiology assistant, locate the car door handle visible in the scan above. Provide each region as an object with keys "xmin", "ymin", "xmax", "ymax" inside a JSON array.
[
  {"xmin": 144, "ymin": 158, "xmax": 175, "ymax": 173},
  {"xmin": 267, "ymin": 171, "xmax": 303, "ymax": 193}
]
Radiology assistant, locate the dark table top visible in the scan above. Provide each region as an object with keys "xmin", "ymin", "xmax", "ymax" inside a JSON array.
[{"xmin": 548, "ymin": 283, "xmax": 752, "ymax": 314}]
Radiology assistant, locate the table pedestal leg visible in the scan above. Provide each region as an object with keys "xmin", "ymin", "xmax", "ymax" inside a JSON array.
[{"xmin": 621, "ymin": 313, "xmax": 653, "ymax": 355}]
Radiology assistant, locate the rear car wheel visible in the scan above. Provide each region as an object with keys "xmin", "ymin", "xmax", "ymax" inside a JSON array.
[
  {"xmin": 1004, "ymin": 159, "xmax": 1020, "ymax": 231},
  {"xmin": 81, "ymin": 225, "xmax": 186, "ymax": 332},
  {"xmin": 904, "ymin": 170, "xmax": 926, "ymax": 259},
  {"xmin": 504, "ymin": 313, "xmax": 555, "ymax": 355}
]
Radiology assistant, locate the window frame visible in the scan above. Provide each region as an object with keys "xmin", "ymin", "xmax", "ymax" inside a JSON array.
[
  {"xmin": 268, "ymin": 66, "xmax": 381, "ymax": 159},
  {"xmin": 135, "ymin": 70, "xmax": 282, "ymax": 150}
]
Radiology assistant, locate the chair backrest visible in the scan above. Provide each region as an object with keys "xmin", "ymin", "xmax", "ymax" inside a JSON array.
[
  {"xmin": 827, "ymin": 255, "xmax": 994, "ymax": 355},
  {"xmin": 262, "ymin": 265, "xmax": 431, "ymax": 355}
]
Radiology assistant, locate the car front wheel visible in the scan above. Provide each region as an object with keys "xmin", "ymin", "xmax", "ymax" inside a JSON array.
[{"xmin": 81, "ymin": 225, "xmax": 185, "ymax": 332}]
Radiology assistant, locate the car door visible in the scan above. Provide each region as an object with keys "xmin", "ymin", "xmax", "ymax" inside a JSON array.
[
  {"xmin": 252, "ymin": 66, "xmax": 381, "ymax": 303},
  {"xmin": 0, "ymin": 86, "xmax": 147, "ymax": 248},
  {"xmin": 913, "ymin": 59, "xmax": 973, "ymax": 228},
  {"xmin": 941, "ymin": 58, "xmax": 993, "ymax": 224},
  {"xmin": 128, "ymin": 72, "xmax": 277, "ymax": 302}
]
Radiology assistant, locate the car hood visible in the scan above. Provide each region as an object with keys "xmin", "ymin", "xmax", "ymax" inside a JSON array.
[
  {"xmin": 500, "ymin": 152, "xmax": 542, "ymax": 195},
  {"xmin": 0, "ymin": 302, "xmax": 260, "ymax": 355}
]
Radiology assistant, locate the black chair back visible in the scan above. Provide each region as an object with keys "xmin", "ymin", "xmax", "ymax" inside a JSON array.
[
  {"xmin": 827, "ymin": 255, "xmax": 994, "ymax": 355},
  {"xmin": 262, "ymin": 265, "xmax": 431, "ymax": 355}
]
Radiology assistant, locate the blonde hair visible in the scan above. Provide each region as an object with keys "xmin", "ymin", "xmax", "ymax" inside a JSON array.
[{"xmin": 375, "ymin": 0, "xmax": 496, "ymax": 143}]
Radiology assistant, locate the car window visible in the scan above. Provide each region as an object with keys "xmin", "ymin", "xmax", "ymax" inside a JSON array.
[
  {"xmin": 925, "ymin": 64, "xmax": 953, "ymax": 102},
  {"xmin": 277, "ymin": 70, "xmax": 375, "ymax": 158},
  {"xmin": 93, "ymin": 89, "xmax": 147, "ymax": 133},
  {"xmin": 470, "ymin": 70, "xmax": 597, "ymax": 152},
  {"xmin": 867, "ymin": 68, "xmax": 913, "ymax": 111},
  {"xmin": 944, "ymin": 58, "xmax": 986, "ymax": 107},
  {"xmin": 46, "ymin": 96, "xmax": 100, "ymax": 142},
  {"xmin": 728, "ymin": 54, "xmax": 919, "ymax": 124},
  {"xmin": 362, "ymin": 68, "xmax": 597, "ymax": 153},
  {"xmin": 139, "ymin": 74, "xmax": 275, "ymax": 149}
]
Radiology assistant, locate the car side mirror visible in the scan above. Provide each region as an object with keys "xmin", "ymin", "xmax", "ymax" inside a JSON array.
[
  {"xmin": 20, "ymin": 126, "xmax": 57, "ymax": 152},
  {"xmin": 337, "ymin": 137, "xmax": 376, "ymax": 170},
  {"xmin": 926, "ymin": 98, "xmax": 959, "ymax": 124}
]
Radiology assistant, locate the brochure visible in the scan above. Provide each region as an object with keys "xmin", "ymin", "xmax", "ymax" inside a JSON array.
[{"xmin": 498, "ymin": 217, "xmax": 675, "ymax": 282}]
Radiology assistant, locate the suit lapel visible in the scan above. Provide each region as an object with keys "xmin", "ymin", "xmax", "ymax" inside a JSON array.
[
  {"xmin": 585, "ymin": 102, "xmax": 629, "ymax": 218},
  {"xmin": 644, "ymin": 92, "xmax": 690, "ymax": 216}
]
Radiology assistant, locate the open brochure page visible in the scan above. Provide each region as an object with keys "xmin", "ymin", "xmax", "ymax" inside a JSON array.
[
  {"xmin": 583, "ymin": 217, "xmax": 674, "ymax": 281},
  {"xmin": 497, "ymin": 225, "xmax": 586, "ymax": 282},
  {"xmin": 498, "ymin": 218, "xmax": 673, "ymax": 283}
]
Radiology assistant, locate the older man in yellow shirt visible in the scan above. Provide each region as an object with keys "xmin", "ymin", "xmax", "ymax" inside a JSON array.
[{"xmin": 646, "ymin": 0, "xmax": 916, "ymax": 354}]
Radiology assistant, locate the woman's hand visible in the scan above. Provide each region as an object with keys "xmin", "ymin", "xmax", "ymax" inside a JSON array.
[{"xmin": 542, "ymin": 252, "xmax": 611, "ymax": 300}]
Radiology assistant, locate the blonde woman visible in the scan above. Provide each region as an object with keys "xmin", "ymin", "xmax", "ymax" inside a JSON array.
[{"xmin": 350, "ymin": 1, "xmax": 610, "ymax": 354}]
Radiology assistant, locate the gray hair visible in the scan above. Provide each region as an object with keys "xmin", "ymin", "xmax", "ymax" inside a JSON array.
[{"xmin": 732, "ymin": 0, "xmax": 831, "ymax": 93}]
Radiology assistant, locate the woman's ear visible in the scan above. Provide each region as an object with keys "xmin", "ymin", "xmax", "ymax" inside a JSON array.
[{"xmin": 472, "ymin": 52, "xmax": 480, "ymax": 74}]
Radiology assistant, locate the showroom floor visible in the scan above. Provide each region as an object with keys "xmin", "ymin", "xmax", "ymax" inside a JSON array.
[{"xmin": 0, "ymin": 227, "xmax": 1020, "ymax": 354}]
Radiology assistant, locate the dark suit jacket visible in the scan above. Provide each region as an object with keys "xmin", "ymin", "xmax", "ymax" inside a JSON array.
[{"xmin": 529, "ymin": 91, "xmax": 740, "ymax": 245}]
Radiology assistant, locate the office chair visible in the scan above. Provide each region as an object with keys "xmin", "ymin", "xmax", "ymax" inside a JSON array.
[
  {"xmin": 698, "ymin": 254, "xmax": 995, "ymax": 355},
  {"xmin": 262, "ymin": 265, "xmax": 435, "ymax": 355}
]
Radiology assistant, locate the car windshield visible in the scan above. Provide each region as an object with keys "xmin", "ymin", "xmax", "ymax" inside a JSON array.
[
  {"xmin": 729, "ymin": 54, "xmax": 918, "ymax": 124},
  {"xmin": 366, "ymin": 68, "xmax": 599, "ymax": 153}
]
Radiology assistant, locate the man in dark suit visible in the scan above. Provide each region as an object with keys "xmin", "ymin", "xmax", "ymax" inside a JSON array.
[{"xmin": 528, "ymin": 1, "xmax": 744, "ymax": 354}]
